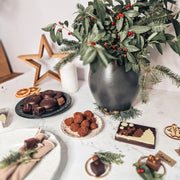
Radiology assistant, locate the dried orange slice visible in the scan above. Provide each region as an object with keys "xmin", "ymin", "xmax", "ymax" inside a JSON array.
[
  {"xmin": 29, "ymin": 86, "xmax": 40, "ymax": 94},
  {"xmin": 15, "ymin": 88, "xmax": 30, "ymax": 98}
]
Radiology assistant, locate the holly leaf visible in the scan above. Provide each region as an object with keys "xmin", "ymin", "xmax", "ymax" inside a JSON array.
[
  {"xmin": 42, "ymin": 23, "xmax": 56, "ymax": 32},
  {"xmin": 129, "ymin": 26, "xmax": 151, "ymax": 34}
]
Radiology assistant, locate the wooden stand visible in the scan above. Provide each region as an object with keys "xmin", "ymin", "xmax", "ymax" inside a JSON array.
[
  {"xmin": 0, "ymin": 41, "xmax": 22, "ymax": 84},
  {"xmin": 18, "ymin": 34, "xmax": 69, "ymax": 86}
]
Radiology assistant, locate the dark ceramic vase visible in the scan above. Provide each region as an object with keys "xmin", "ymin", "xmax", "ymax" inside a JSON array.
[{"xmin": 88, "ymin": 62, "xmax": 139, "ymax": 111}]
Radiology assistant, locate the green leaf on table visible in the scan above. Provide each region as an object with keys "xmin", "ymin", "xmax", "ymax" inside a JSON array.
[
  {"xmin": 56, "ymin": 29, "xmax": 63, "ymax": 45},
  {"xmin": 116, "ymin": 17, "xmax": 124, "ymax": 31},
  {"xmin": 50, "ymin": 27, "xmax": 56, "ymax": 42},
  {"xmin": 129, "ymin": 26, "xmax": 151, "ymax": 34},
  {"xmin": 42, "ymin": 23, "xmax": 56, "ymax": 32}
]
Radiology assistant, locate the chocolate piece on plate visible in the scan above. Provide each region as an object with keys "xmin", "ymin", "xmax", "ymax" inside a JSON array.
[
  {"xmin": 41, "ymin": 90, "xmax": 56, "ymax": 98},
  {"xmin": 33, "ymin": 106, "xmax": 46, "ymax": 115},
  {"xmin": 115, "ymin": 122, "xmax": 156, "ymax": 149},
  {"xmin": 146, "ymin": 155, "xmax": 161, "ymax": 171},
  {"xmin": 54, "ymin": 92, "xmax": 63, "ymax": 99},
  {"xmin": 57, "ymin": 97, "xmax": 65, "ymax": 106},
  {"xmin": 90, "ymin": 158, "xmax": 105, "ymax": 177},
  {"xmin": 25, "ymin": 94, "xmax": 42, "ymax": 105},
  {"xmin": 40, "ymin": 98, "xmax": 58, "ymax": 111},
  {"xmin": 22, "ymin": 104, "xmax": 32, "ymax": 114},
  {"xmin": 24, "ymin": 138, "xmax": 38, "ymax": 150}
]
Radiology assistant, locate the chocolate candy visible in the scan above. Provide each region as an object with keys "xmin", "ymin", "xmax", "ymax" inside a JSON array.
[
  {"xmin": 57, "ymin": 97, "xmax": 65, "ymax": 106},
  {"xmin": 24, "ymin": 138, "xmax": 38, "ymax": 150},
  {"xmin": 90, "ymin": 158, "xmax": 105, "ymax": 177},
  {"xmin": 22, "ymin": 104, "xmax": 32, "ymax": 114},
  {"xmin": 33, "ymin": 106, "xmax": 46, "ymax": 115},
  {"xmin": 146, "ymin": 155, "xmax": 161, "ymax": 171}
]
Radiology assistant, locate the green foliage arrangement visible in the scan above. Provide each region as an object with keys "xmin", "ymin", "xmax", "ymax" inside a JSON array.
[
  {"xmin": 42, "ymin": 0, "xmax": 180, "ymax": 103},
  {"xmin": 94, "ymin": 151, "xmax": 125, "ymax": 164},
  {"xmin": 0, "ymin": 149, "xmax": 38, "ymax": 169}
]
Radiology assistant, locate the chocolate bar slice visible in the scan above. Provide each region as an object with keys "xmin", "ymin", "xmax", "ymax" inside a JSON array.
[
  {"xmin": 33, "ymin": 106, "xmax": 46, "ymax": 115},
  {"xmin": 146, "ymin": 155, "xmax": 161, "ymax": 171},
  {"xmin": 115, "ymin": 122, "xmax": 156, "ymax": 149},
  {"xmin": 90, "ymin": 158, "xmax": 105, "ymax": 177},
  {"xmin": 57, "ymin": 97, "xmax": 65, "ymax": 106}
]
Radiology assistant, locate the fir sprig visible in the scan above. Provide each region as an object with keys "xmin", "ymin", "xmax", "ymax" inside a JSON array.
[
  {"xmin": 0, "ymin": 149, "xmax": 38, "ymax": 169},
  {"xmin": 95, "ymin": 152, "xmax": 125, "ymax": 165}
]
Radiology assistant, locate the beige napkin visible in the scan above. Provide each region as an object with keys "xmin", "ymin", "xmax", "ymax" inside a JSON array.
[{"xmin": 0, "ymin": 130, "xmax": 54, "ymax": 180}]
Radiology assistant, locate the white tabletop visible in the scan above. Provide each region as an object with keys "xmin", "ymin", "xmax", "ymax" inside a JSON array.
[{"xmin": 0, "ymin": 71, "xmax": 180, "ymax": 180}]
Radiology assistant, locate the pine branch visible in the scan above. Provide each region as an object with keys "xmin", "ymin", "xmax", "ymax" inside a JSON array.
[
  {"xmin": 54, "ymin": 52, "xmax": 77, "ymax": 70},
  {"xmin": 95, "ymin": 152, "xmax": 125, "ymax": 165}
]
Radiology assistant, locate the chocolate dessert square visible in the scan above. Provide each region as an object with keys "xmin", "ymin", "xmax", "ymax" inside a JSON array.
[
  {"xmin": 33, "ymin": 106, "xmax": 46, "ymax": 115},
  {"xmin": 90, "ymin": 159, "xmax": 105, "ymax": 177},
  {"xmin": 115, "ymin": 122, "xmax": 156, "ymax": 149},
  {"xmin": 24, "ymin": 138, "xmax": 38, "ymax": 149},
  {"xmin": 57, "ymin": 97, "xmax": 65, "ymax": 106},
  {"xmin": 146, "ymin": 155, "xmax": 161, "ymax": 171}
]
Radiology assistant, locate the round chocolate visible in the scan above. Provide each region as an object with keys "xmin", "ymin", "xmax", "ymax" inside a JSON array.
[
  {"xmin": 25, "ymin": 94, "xmax": 42, "ymax": 105},
  {"xmin": 40, "ymin": 98, "xmax": 58, "ymax": 111},
  {"xmin": 41, "ymin": 90, "xmax": 56, "ymax": 98}
]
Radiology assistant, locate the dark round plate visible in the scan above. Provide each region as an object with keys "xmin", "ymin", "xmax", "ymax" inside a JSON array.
[{"xmin": 15, "ymin": 92, "xmax": 72, "ymax": 119}]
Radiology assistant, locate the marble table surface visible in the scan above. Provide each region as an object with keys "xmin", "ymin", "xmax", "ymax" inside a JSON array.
[{"xmin": 0, "ymin": 71, "xmax": 180, "ymax": 180}]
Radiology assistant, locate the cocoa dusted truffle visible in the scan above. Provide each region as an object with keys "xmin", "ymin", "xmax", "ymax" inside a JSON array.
[
  {"xmin": 90, "ymin": 158, "xmax": 105, "ymax": 177},
  {"xmin": 40, "ymin": 98, "xmax": 58, "ymax": 111},
  {"xmin": 25, "ymin": 94, "xmax": 42, "ymax": 105},
  {"xmin": 41, "ymin": 90, "xmax": 56, "ymax": 98},
  {"xmin": 70, "ymin": 123, "xmax": 80, "ymax": 132}
]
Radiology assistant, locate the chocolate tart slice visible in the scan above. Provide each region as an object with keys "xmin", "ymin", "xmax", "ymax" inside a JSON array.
[{"xmin": 115, "ymin": 122, "xmax": 156, "ymax": 149}]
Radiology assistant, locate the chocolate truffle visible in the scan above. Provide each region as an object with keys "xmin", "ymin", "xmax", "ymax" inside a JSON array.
[
  {"xmin": 41, "ymin": 90, "xmax": 56, "ymax": 98},
  {"xmin": 25, "ymin": 94, "xmax": 42, "ymax": 105},
  {"xmin": 90, "ymin": 158, "xmax": 105, "ymax": 177},
  {"xmin": 40, "ymin": 98, "xmax": 58, "ymax": 111}
]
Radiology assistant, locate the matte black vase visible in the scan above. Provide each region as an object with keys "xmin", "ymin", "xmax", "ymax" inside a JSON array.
[{"xmin": 88, "ymin": 62, "xmax": 139, "ymax": 111}]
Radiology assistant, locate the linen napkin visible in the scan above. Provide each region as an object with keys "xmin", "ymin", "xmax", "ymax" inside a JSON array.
[{"xmin": 0, "ymin": 130, "xmax": 54, "ymax": 180}]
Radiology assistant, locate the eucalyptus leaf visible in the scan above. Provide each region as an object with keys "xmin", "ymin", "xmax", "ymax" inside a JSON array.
[
  {"xmin": 129, "ymin": 26, "xmax": 151, "ymax": 34},
  {"xmin": 56, "ymin": 29, "xmax": 63, "ymax": 45},
  {"xmin": 116, "ymin": 17, "xmax": 124, "ymax": 31},
  {"xmin": 83, "ymin": 50, "xmax": 97, "ymax": 65}
]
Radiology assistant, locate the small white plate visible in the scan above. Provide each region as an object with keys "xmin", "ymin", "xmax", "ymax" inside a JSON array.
[{"xmin": 61, "ymin": 113, "xmax": 104, "ymax": 139}]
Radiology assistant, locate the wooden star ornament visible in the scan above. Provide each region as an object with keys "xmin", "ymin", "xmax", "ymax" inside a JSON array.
[{"xmin": 18, "ymin": 34, "xmax": 69, "ymax": 86}]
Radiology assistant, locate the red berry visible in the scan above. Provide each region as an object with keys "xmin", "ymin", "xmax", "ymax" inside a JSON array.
[
  {"xmin": 90, "ymin": 17, "xmax": 94, "ymax": 21},
  {"xmin": 125, "ymin": 5, "xmax": 128, "ymax": 9},
  {"xmin": 124, "ymin": 54, "xmax": 127, "ymax": 57},
  {"xmin": 119, "ymin": 48, "xmax": 123, "ymax": 51},
  {"xmin": 128, "ymin": 4, "xmax": 131, "ymax": 7},
  {"xmin": 58, "ymin": 21, "xmax": 61, "ymax": 24},
  {"xmin": 125, "ymin": 49, "xmax": 127, "ymax": 52},
  {"xmin": 68, "ymin": 32, "xmax": 71, "ymax": 35},
  {"xmin": 117, "ymin": 36, "xmax": 120, "ymax": 39},
  {"xmin": 87, "ymin": 41, "xmax": 91, "ymax": 44},
  {"xmin": 58, "ymin": 29, "xmax": 61, "ymax": 32},
  {"xmin": 111, "ymin": 22, "xmax": 116, "ymax": 25},
  {"xmin": 118, "ymin": 12, "xmax": 122, "ymax": 16},
  {"xmin": 80, "ymin": 17, "xmax": 82, "ymax": 20},
  {"xmin": 92, "ymin": 42, "xmax": 96, "ymax": 46},
  {"xmin": 137, "ymin": 169, "xmax": 141, "ymax": 173},
  {"xmin": 140, "ymin": 169, "xmax": 145, "ymax": 173},
  {"xmin": 117, "ymin": 16, "xmax": 120, "ymax": 20},
  {"xmin": 104, "ymin": 42, "xmax": 107, "ymax": 46},
  {"xmin": 112, "ymin": 46, "xmax": 116, "ymax": 50}
]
